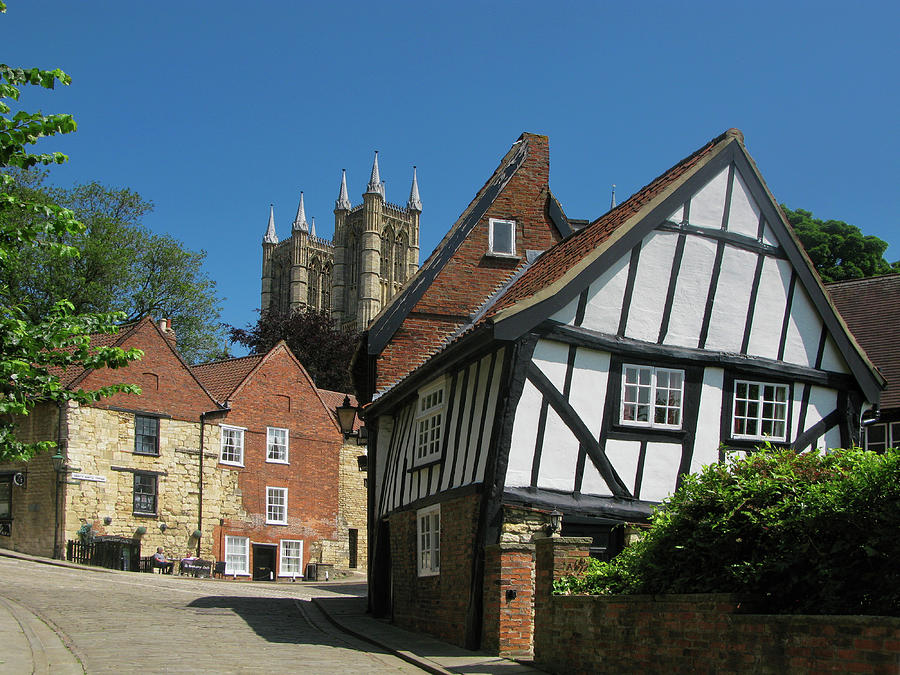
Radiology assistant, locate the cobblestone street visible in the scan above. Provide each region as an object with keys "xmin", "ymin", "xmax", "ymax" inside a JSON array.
[{"xmin": 0, "ymin": 555, "xmax": 422, "ymax": 674}]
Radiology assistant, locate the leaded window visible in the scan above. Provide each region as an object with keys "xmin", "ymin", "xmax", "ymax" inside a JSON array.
[
  {"xmin": 134, "ymin": 415, "xmax": 159, "ymax": 455},
  {"xmin": 732, "ymin": 380, "xmax": 789, "ymax": 441},
  {"xmin": 415, "ymin": 380, "xmax": 446, "ymax": 464},
  {"xmin": 417, "ymin": 504, "xmax": 440, "ymax": 576},
  {"xmin": 621, "ymin": 365, "xmax": 684, "ymax": 429},
  {"xmin": 133, "ymin": 473, "xmax": 157, "ymax": 515}
]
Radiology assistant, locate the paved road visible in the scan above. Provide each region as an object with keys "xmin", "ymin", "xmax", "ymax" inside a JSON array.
[{"xmin": 0, "ymin": 556, "xmax": 423, "ymax": 674}]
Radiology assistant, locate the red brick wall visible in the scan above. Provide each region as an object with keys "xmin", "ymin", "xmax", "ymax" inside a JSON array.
[
  {"xmin": 80, "ymin": 318, "xmax": 218, "ymax": 420},
  {"xmin": 534, "ymin": 538, "xmax": 900, "ymax": 675},
  {"xmin": 482, "ymin": 543, "xmax": 536, "ymax": 657},
  {"xmin": 213, "ymin": 347, "xmax": 343, "ymax": 575},
  {"xmin": 375, "ymin": 133, "xmax": 562, "ymax": 390},
  {"xmin": 388, "ymin": 493, "xmax": 481, "ymax": 646}
]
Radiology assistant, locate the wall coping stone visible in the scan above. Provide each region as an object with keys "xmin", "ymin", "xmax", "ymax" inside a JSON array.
[{"xmin": 486, "ymin": 542, "xmax": 536, "ymax": 553}]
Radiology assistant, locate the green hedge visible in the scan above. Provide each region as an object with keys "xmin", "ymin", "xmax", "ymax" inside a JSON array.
[{"xmin": 554, "ymin": 447, "xmax": 900, "ymax": 616}]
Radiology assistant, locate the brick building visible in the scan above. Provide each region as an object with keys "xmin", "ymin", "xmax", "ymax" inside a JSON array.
[
  {"xmin": 356, "ymin": 131, "xmax": 883, "ymax": 655},
  {"xmin": 0, "ymin": 318, "xmax": 365, "ymax": 577},
  {"xmin": 192, "ymin": 343, "xmax": 360, "ymax": 578}
]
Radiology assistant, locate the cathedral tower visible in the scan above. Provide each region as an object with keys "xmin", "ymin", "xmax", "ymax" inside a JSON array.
[{"xmin": 261, "ymin": 152, "xmax": 421, "ymax": 332}]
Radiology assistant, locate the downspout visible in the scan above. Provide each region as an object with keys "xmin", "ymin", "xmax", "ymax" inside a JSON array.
[
  {"xmin": 54, "ymin": 401, "xmax": 69, "ymax": 560},
  {"xmin": 199, "ymin": 407, "xmax": 228, "ymax": 558}
]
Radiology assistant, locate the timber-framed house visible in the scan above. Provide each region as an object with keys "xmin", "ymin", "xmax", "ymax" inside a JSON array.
[{"xmin": 355, "ymin": 130, "xmax": 884, "ymax": 655}]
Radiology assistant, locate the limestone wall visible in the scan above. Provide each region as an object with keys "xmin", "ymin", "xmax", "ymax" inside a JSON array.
[{"xmin": 321, "ymin": 440, "xmax": 368, "ymax": 569}]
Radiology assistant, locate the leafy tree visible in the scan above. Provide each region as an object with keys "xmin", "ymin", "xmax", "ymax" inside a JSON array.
[
  {"xmin": 1, "ymin": 26, "xmax": 142, "ymax": 462},
  {"xmin": 0, "ymin": 171, "xmax": 226, "ymax": 363},
  {"xmin": 554, "ymin": 447, "xmax": 900, "ymax": 616},
  {"xmin": 229, "ymin": 308, "xmax": 359, "ymax": 392},
  {"xmin": 783, "ymin": 205, "xmax": 898, "ymax": 282}
]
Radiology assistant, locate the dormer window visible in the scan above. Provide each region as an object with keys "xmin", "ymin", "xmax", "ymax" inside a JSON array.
[{"xmin": 488, "ymin": 218, "xmax": 516, "ymax": 257}]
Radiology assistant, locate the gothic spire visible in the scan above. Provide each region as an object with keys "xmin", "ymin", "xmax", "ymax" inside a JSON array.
[
  {"xmin": 310, "ymin": 216, "xmax": 317, "ymax": 238},
  {"xmin": 610, "ymin": 184, "xmax": 617, "ymax": 210},
  {"xmin": 335, "ymin": 169, "xmax": 351, "ymax": 211},
  {"xmin": 263, "ymin": 204, "xmax": 278, "ymax": 243},
  {"xmin": 292, "ymin": 191, "xmax": 308, "ymax": 232},
  {"xmin": 407, "ymin": 165, "xmax": 422, "ymax": 212},
  {"xmin": 366, "ymin": 150, "xmax": 385, "ymax": 198}
]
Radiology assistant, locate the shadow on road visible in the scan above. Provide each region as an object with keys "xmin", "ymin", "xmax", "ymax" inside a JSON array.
[{"xmin": 187, "ymin": 596, "xmax": 337, "ymax": 644}]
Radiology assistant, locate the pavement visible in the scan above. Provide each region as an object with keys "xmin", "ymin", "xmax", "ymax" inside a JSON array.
[{"xmin": 0, "ymin": 548, "xmax": 544, "ymax": 674}]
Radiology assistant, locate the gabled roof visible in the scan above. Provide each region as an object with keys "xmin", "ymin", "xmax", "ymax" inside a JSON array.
[
  {"xmin": 191, "ymin": 354, "xmax": 264, "ymax": 402},
  {"xmin": 367, "ymin": 132, "xmax": 553, "ymax": 355},
  {"xmin": 482, "ymin": 128, "xmax": 884, "ymax": 403},
  {"xmin": 53, "ymin": 316, "xmax": 222, "ymax": 408},
  {"xmin": 828, "ymin": 275, "xmax": 900, "ymax": 409}
]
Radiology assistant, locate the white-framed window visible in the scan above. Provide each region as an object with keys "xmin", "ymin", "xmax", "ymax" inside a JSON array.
[
  {"xmin": 864, "ymin": 421, "xmax": 900, "ymax": 453},
  {"xmin": 417, "ymin": 504, "xmax": 440, "ymax": 577},
  {"xmin": 224, "ymin": 535, "xmax": 249, "ymax": 575},
  {"xmin": 220, "ymin": 425, "xmax": 245, "ymax": 466},
  {"xmin": 621, "ymin": 365, "xmax": 684, "ymax": 429},
  {"xmin": 279, "ymin": 539, "xmax": 304, "ymax": 577},
  {"xmin": 267, "ymin": 427, "xmax": 289, "ymax": 463},
  {"xmin": 732, "ymin": 380, "xmax": 789, "ymax": 441},
  {"xmin": 488, "ymin": 218, "xmax": 516, "ymax": 256},
  {"xmin": 266, "ymin": 486, "xmax": 288, "ymax": 524},
  {"xmin": 415, "ymin": 379, "xmax": 447, "ymax": 465}
]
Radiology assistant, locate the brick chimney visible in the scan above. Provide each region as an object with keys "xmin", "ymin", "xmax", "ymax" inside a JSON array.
[{"xmin": 158, "ymin": 318, "xmax": 177, "ymax": 345}]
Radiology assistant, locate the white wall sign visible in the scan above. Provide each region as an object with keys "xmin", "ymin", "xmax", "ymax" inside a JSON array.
[{"xmin": 71, "ymin": 473, "xmax": 107, "ymax": 483}]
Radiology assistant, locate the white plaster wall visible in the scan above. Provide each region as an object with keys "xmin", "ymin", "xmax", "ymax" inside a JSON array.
[
  {"xmin": 507, "ymin": 379, "xmax": 542, "ymax": 488},
  {"xmin": 374, "ymin": 416, "xmax": 393, "ymax": 516},
  {"xmin": 819, "ymin": 335, "xmax": 850, "ymax": 374},
  {"xmin": 667, "ymin": 203, "xmax": 685, "ymax": 224},
  {"xmin": 579, "ymin": 255, "xmax": 629, "ymax": 335},
  {"xmin": 624, "ymin": 231, "xmax": 678, "ymax": 342},
  {"xmin": 726, "ymin": 169, "xmax": 761, "ymax": 238},
  {"xmin": 689, "ymin": 166, "xmax": 729, "ymax": 229},
  {"xmin": 570, "ymin": 349, "xmax": 611, "ymax": 496},
  {"xmin": 640, "ymin": 442, "xmax": 682, "ymax": 502},
  {"xmin": 441, "ymin": 371, "xmax": 466, "ymax": 492},
  {"xmin": 533, "ymin": 340, "xmax": 579, "ymax": 492},
  {"xmin": 783, "ymin": 284, "xmax": 823, "ymax": 368},
  {"xmin": 790, "ymin": 386, "xmax": 805, "ymax": 443},
  {"xmin": 551, "ymin": 295, "xmax": 579, "ymax": 326},
  {"xmin": 460, "ymin": 358, "xmax": 490, "ymax": 487},
  {"xmin": 807, "ymin": 386, "xmax": 838, "ymax": 431},
  {"xmin": 452, "ymin": 363, "xmax": 479, "ymax": 487},
  {"xmin": 604, "ymin": 439, "xmax": 639, "ymax": 497},
  {"xmin": 704, "ymin": 246, "xmax": 757, "ymax": 351},
  {"xmin": 824, "ymin": 425, "xmax": 842, "ymax": 450},
  {"xmin": 746, "ymin": 257, "xmax": 791, "ymax": 359},
  {"xmin": 761, "ymin": 223, "xmax": 778, "ymax": 248},
  {"xmin": 664, "ymin": 235, "xmax": 717, "ymax": 348},
  {"xmin": 474, "ymin": 351, "xmax": 503, "ymax": 483},
  {"xmin": 691, "ymin": 367, "xmax": 725, "ymax": 473}
]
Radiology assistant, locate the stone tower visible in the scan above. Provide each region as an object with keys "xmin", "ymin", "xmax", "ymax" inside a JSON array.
[{"xmin": 260, "ymin": 152, "xmax": 421, "ymax": 332}]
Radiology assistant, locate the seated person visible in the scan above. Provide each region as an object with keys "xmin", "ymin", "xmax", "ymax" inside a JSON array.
[{"xmin": 152, "ymin": 546, "xmax": 174, "ymax": 573}]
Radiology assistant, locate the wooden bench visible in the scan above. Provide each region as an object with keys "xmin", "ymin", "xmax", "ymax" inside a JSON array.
[{"xmin": 139, "ymin": 556, "xmax": 173, "ymax": 574}]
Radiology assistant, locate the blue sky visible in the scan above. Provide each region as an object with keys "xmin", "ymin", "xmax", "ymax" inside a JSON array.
[{"xmin": 5, "ymin": 1, "xmax": 898, "ymax": 345}]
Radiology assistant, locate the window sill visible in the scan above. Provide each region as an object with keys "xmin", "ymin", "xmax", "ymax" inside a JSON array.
[
  {"xmin": 266, "ymin": 521, "xmax": 288, "ymax": 526},
  {"xmin": 484, "ymin": 251, "xmax": 519, "ymax": 261},
  {"xmin": 265, "ymin": 459, "xmax": 289, "ymax": 465},
  {"xmin": 409, "ymin": 457, "xmax": 442, "ymax": 472},
  {"xmin": 417, "ymin": 569, "xmax": 440, "ymax": 578},
  {"xmin": 219, "ymin": 460, "xmax": 244, "ymax": 468},
  {"xmin": 133, "ymin": 512, "xmax": 158, "ymax": 518},
  {"xmin": 132, "ymin": 452, "xmax": 160, "ymax": 457}
]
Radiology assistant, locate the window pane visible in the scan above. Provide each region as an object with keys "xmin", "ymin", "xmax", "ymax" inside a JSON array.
[{"xmin": 135, "ymin": 416, "xmax": 159, "ymax": 455}]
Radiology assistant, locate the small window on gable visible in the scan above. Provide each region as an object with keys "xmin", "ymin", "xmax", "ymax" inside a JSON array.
[
  {"xmin": 267, "ymin": 427, "xmax": 289, "ymax": 463},
  {"xmin": 134, "ymin": 415, "xmax": 159, "ymax": 456},
  {"xmin": 415, "ymin": 378, "xmax": 447, "ymax": 466},
  {"xmin": 620, "ymin": 365, "xmax": 684, "ymax": 429},
  {"xmin": 732, "ymin": 380, "xmax": 789, "ymax": 441},
  {"xmin": 417, "ymin": 504, "xmax": 440, "ymax": 577},
  {"xmin": 488, "ymin": 218, "xmax": 516, "ymax": 256}
]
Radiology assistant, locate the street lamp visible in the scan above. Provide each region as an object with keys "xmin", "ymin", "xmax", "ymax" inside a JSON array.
[
  {"xmin": 548, "ymin": 509, "xmax": 563, "ymax": 537},
  {"xmin": 51, "ymin": 450, "xmax": 65, "ymax": 559},
  {"xmin": 336, "ymin": 396, "xmax": 358, "ymax": 439}
]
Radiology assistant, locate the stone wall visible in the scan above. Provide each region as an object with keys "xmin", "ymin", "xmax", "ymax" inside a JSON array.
[
  {"xmin": 533, "ymin": 537, "xmax": 900, "ymax": 675},
  {"xmin": 321, "ymin": 440, "xmax": 367, "ymax": 569}
]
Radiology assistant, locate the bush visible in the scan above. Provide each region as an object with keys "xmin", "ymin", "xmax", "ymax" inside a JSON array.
[{"xmin": 554, "ymin": 447, "xmax": 900, "ymax": 616}]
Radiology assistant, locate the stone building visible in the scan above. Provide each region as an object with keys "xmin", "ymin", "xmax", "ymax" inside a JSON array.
[
  {"xmin": 0, "ymin": 317, "xmax": 367, "ymax": 575},
  {"xmin": 260, "ymin": 153, "xmax": 422, "ymax": 332}
]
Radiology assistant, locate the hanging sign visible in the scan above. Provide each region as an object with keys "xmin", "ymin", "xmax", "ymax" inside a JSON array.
[{"xmin": 71, "ymin": 473, "xmax": 107, "ymax": 483}]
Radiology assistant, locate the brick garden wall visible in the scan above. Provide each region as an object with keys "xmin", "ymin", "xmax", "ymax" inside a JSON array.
[
  {"xmin": 389, "ymin": 492, "xmax": 481, "ymax": 646},
  {"xmin": 534, "ymin": 538, "xmax": 900, "ymax": 675}
]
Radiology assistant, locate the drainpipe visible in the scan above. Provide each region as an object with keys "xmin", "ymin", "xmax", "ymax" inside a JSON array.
[
  {"xmin": 53, "ymin": 401, "xmax": 69, "ymax": 560},
  {"xmin": 199, "ymin": 408, "xmax": 228, "ymax": 557}
]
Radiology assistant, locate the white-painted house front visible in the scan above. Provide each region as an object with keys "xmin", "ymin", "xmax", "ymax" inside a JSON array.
[{"xmin": 358, "ymin": 130, "xmax": 884, "ymax": 655}]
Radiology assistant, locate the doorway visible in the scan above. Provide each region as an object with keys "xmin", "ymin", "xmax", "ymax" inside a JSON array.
[
  {"xmin": 349, "ymin": 528, "xmax": 358, "ymax": 569},
  {"xmin": 252, "ymin": 544, "xmax": 276, "ymax": 581}
]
